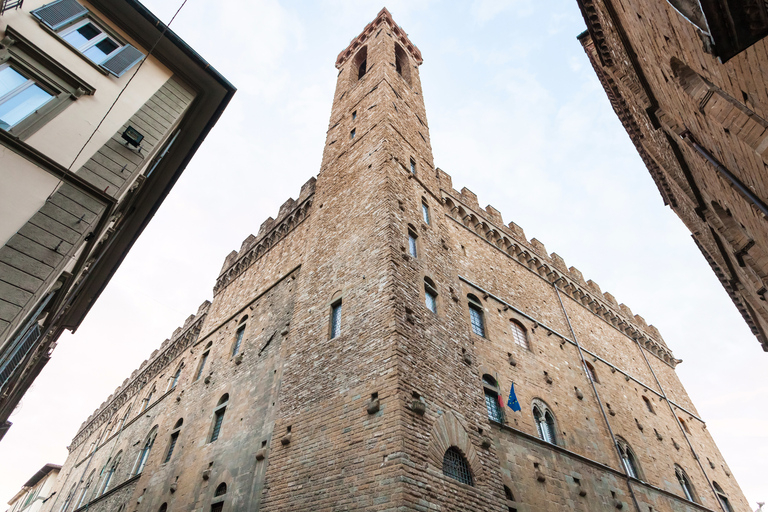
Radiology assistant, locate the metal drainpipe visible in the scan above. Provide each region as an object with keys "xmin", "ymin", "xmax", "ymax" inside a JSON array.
[
  {"xmin": 552, "ymin": 278, "xmax": 643, "ymax": 512},
  {"xmin": 629, "ymin": 333, "xmax": 726, "ymax": 512},
  {"xmin": 681, "ymin": 131, "xmax": 768, "ymax": 218}
]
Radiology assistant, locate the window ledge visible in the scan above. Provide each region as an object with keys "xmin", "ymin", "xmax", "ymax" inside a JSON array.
[{"xmin": 73, "ymin": 474, "xmax": 141, "ymax": 512}]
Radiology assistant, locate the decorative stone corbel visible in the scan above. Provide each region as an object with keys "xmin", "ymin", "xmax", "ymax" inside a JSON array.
[
  {"xmin": 234, "ymin": 353, "xmax": 243, "ymax": 365},
  {"xmin": 202, "ymin": 469, "xmax": 210, "ymax": 480},
  {"xmin": 574, "ymin": 387, "xmax": 584, "ymax": 400},
  {"xmin": 411, "ymin": 399, "xmax": 426, "ymax": 416},
  {"xmin": 255, "ymin": 449, "xmax": 266, "ymax": 461},
  {"xmin": 367, "ymin": 397, "xmax": 380, "ymax": 414}
]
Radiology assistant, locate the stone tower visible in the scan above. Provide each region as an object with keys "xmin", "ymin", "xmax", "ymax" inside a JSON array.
[{"xmin": 46, "ymin": 8, "xmax": 749, "ymax": 512}]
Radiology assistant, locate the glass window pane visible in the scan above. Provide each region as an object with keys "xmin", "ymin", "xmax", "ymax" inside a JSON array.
[
  {"xmin": 0, "ymin": 66, "xmax": 27, "ymax": 97},
  {"xmin": 0, "ymin": 84, "xmax": 52, "ymax": 129},
  {"xmin": 331, "ymin": 302, "xmax": 342, "ymax": 338},
  {"xmin": 63, "ymin": 22, "xmax": 102, "ymax": 48},
  {"xmin": 470, "ymin": 307, "xmax": 485, "ymax": 337},
  {"xmin": 409, "ymin": 234, "xmax": 417, "ymax": 257},
  {"xmin": 484, "ymin": 391, "xmax": 503, "ymax": 422},
  {"xmin": 426, "ymin": 290, "xmax": 437, "ymax": 313},
  {"xmin": 83, "ymin": 37, "xmax": 119, "ymax": 63}
]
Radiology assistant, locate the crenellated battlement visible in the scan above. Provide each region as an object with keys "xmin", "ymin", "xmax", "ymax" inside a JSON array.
[
  {"xmin": 214, "ymin": 178, "xmax": 316, "ymax": 296},
  {"xmin": 68, "ymin": 301, "xmax": 211, "ymax": 451},
  {"xmin": 438, "ymin": 179, "xmax": 675, "ymax": 367}
]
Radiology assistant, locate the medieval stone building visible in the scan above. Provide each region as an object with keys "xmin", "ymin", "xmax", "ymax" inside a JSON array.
[
  {"xmin": 576, "ymin": 0, "xmax": 768, "ymax": 352},
  {"xmin": 45, "ymin": 8, "xmax": 748, "ymax": 512}
]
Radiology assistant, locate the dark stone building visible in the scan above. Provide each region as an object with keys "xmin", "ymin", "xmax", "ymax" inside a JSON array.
[
  {"xmin": 46, "ymin": 8, "xmax": 748, "ymax": 512},
  {"xmin": 577, "ymin": 0, "xmax": 768, "ymax": 352}
]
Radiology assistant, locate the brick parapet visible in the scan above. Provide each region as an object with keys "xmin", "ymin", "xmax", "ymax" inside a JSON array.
[{"xmin": 440, "ymin": 187, "xmax": 676, "ymax": 365}]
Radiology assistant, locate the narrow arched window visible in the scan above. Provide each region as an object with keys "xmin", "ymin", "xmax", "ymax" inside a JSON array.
[
  {"xmin": 713, "ymin": 482, "xmax": 734, "ymax": 512},
  {"xmin": 510, "ymin": 320, "xmax": 528, "ymax": 350},
  {"xmin": 532, "ymin": 400, "xmax": 557, "ymax": 445},
  {"xmin": 424, "ymin": 277, "xmax": 438, "ymax": 313},
  {"xmin": 642, "ymin": 396, "xmax": 655, "ymax": 414},
  {"xmin": 616, "ymin": 437, "xmax": 641, "ymax": 479},
  {"xmin": 482, "ymin": 375, "xmax": 503, "ymax": 422},
  {"xmin": 164, "ymin": 418, "xmax": 183, "ymax": 463},
  {"xmin": 467, "ymin": 294, "xmax": 485, "ymax": 337},
  {"xmin": 675, "ymin": 465, "xmax": 697, "ymax": 502},
  {"xmin": 330, "ymin": 299, "xmax": 342, "ymax": 339},
  {"xmin": 408, "ymin": 225, "xmax": 418, "ymax": 258},
  {"xmin": 134, "ymin": 427, "xmax": 157, "ymax": 475},
  {"xmin": 394, "ymin": 43, "xmax": 411, "ymax": 85},
  {"xmin": 168, "ymin": 363, "xmax": 183, "ymax": 391},
  {"xmin": 158, "ymin": 504, "xmax": 167, "ymax": 512},
  {"xmin": 215, "ymin": 483, "xmax": 227, "ymax": 496},
  {"xmin": 59, "ymin": 486, "xmax": 76, "ymax": 512},
  {"xmin": 583, "ymin": 361, "xmax": 598, "ymax": 383},
  {"xmin": 142, "ymin": 385, "xmax": 155, "ymax": 411},
  {"xmin": 354, "ymin": 46, "xmax": 367, "ymax": 81},
  {"xmin": 422, "ymin": 199, "xmax": 430, "ymax": 225},
  {"xmin": 102, "ymin": 451, "xmax": 122, "ymax": 493},
  {"xmin": 77, "ymin": 470, "xmax": 96, "ymax": 508},
  {"xmin": 504, "ymin": 485, "xmax": 515, "ymax": 501},
  {"xmin": 210, "ymin": 394, "xmax": 229, "ymax": 443},
  {"xmin": 442, "ymin": 447, "xmax": 473, "ymax": 486},
  {"xmin": 232, "ymin": 321, "xmax": 246, "ymax": 356},
  {"xmin": 196, "ymin": 342, "xmax": 212, "ymax": 381}
]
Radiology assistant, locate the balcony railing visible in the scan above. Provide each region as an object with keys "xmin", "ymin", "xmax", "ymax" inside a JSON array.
[{"xmin": 0, "ymin": 0, "xmax": 24, "ymax": 15}]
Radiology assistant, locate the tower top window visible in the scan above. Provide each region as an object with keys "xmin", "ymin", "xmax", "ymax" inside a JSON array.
[
  {"xmin": 353, "ymin": 46, "xmax": 368, "ymax": 81},
  {"xmin": 395, "ymin": 43, "xmax": 411, "ymax": 85}
]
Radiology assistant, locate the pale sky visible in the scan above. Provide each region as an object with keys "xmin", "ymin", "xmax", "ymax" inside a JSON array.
[{"xmin": 2, "ymin": 0, "xmax": 766, "ymax": 508}]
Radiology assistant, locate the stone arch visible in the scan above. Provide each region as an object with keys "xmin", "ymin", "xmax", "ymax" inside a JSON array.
[{"xmin": 426, "ymin": 410, "xmax": 481, "ymax": 478}]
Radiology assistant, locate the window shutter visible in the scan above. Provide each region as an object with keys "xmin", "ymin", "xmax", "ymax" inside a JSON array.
[
  {"xmin": 101, "ymin": 45, "xmax": 144, "ymax": 77},
  {"xmin": 31, "ymin": 0, "xmax": 88, "ymax": 30}
]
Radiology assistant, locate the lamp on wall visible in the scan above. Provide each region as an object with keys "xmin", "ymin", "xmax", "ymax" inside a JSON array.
[{"xmin": 121, "ymin": 126, "xmax": 144, "ymax": 148}]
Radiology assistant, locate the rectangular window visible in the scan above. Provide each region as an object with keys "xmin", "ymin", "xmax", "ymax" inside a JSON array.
[
  {"xmin": 164, "ymin": 432, "xmax": 178, "ymax": 463},
  {"xmin": 426, "ymin": 288, "xmax": 437, "ymax": 313},
  {"xmin": 232, "ymin": 326, "xmax": 245, "ymax": 356},
  {"xmin": 0, "ymin": 64, "xmax": 54, "ymax": 130},
  {"xmin": 352, "ymin": 110, "xmax": 357, "ymax": 120},
  {"xmin": 210, "ymin": 409, "xmax": 225, "ymax": 442},
  {"xmin": 484, "ymin": 391, "xmax": 503, "ymax": 422},
  {"xmin": 469, "ymin": 306, "xmax": 485, "ymax": 337},
  {"xmin": 32, "ymin": 0, "xmax": 145, "ymax": 77},
  {"xmin": 422, "ymin": 201, "xmax": 430, "ymax": 225},
  {"xmin": 410, "ymin": 157, "xmax": 416, "ymax": 174},
  {"xmin": 408, "ymin": 231, "xmax": 418, "ymax": 258},
  {"xmin": 350, "ymin": 128, "xmax": 356, "ymax": 139},
  {"xmin": 330, "ymin": 301, "xmax": 342, "ymax": 339}
]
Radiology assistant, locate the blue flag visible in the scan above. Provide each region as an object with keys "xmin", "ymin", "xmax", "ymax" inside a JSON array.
[{"xmin": 507, "ymin": 382, "xmax": 522, "ymax": 412}]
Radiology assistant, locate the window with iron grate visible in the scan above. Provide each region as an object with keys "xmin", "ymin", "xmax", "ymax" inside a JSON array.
[
  {"xmin": 510, "ymin": 320, "xmax": 528, "ymax": 350},
  {"xmin": 442, "ymin": 447, "xmax": 473, "ymax": 486}
]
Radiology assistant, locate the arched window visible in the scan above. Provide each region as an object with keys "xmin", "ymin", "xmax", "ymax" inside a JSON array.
[
  {"xmin": 141, "ymin": 385, "xmax": 155, "ymax": 411},
  {"xmin": 713, "ymin": 482, "xmax": 734, "ymax": 512},
  {"xmin": 158, "ymin": 504, "xmax": 167, "ymax": 512},
  {"xmin": 210, "ymin": 394, "xmax": 229, "ymax": 443},
  {"xmin": 196, "ymin": 342, "xmax": 212, "ymax": 381},
  {"xmin": 424, "ymin": 277, "xmax": 438, "ymax": 313},
  {"xmin": 101, "ymin": 451, "xmax": 122, "ymax": 494},
  {"xmin": 504, "ymin": 485, "xmax": 515, "ymax": 501},
  {"xmin": 675, "ymin": 465, "xmax": 697, "ymax": 502},
  {"xmin": 442, "ymin": 447, "xmax": 473, "ymax": 486},
  {"xmin": 510, "ymin": 320, "xmax": 528, "ymax": 350},
  {"xmin": 422, "ymin": 199, "xmax": 430, "ymax": 225},
  {"xmin": 467, "ymin": 294, "xmax": 485, "ymax": 337},
  {"xmin": 642, "ymin": 396, "xmax": 655, "ymax": 414},
  {"xmin": 77, "ymin": 470, "xmax": 96, "ymax": 508},
  {"xmin": 354, "ymin": 46, "xmax": 367, "ymax": 81},
  {"xmin": 330, "ymin": 299, "xmax": 342, "ymax": 339},
  {"xmin": 532, "ymin": 400, "xmax": 557, "ymax": 445},
  {"xmin": 164, "ymin": 418, "xmax": 183, "ymax": 463},
  {"xmin": 215, "ymin": 483, "xmax": 227, "ymax": 496},
  {"xmin": 679, "ymin": 417, "xmax": 691, "ymax": 434},
  {"xmin": 168, "ymin": 362, "xmax": 183, "ymax": 391},
  {"xmin": 482, "ymin": 375, "xmax": 503, "ymax": 423},
  {"xmin": 59, "ymin": 485, "xmax": 76, "ymax": 512},
  {"xmin": 394, "ymin": 43, "xmax": 411, "ymax": 85},
  {"xmin": 232, "ymin": 319, "xmax": 246, "ymax": 356},
  {"xmin": 134, "ymin": 426, "xmax": 157, "ymax": 475},
  {"xmin": 583, "ymin": 361, "xmax": 598, "ymax": 383},
  {"xmin": 408, "ymin": 225, "xmax": 418, "ymax": 258},
  {"xmin": 616, "ymin": 437, "xmax": 641, "ymax": 479}
]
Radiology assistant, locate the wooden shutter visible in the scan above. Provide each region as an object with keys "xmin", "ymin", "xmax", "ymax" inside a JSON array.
[
  {"xmin": 101, "ymin": 45, "xmax": 144, "ymax": 77},
  {"xmin": 31, "ymin": 0, "xmax": 88, "ymax": 30}
]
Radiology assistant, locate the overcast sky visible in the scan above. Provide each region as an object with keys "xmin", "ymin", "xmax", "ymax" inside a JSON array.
[{"xmin": 1, "ymin": 0, "xmax": 766, "ymax": 508}]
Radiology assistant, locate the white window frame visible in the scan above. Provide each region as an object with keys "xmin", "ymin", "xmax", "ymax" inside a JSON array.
[
  {"xmin": 58, "ymin": 17, "xmax": 122, "ymax": 64},
  {"xmin": 0, "ymin": 63, "xmax": 54, "ymax": 129}
]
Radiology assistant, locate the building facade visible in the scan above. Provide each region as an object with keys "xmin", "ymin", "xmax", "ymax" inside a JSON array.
[
  {"xmin": 46, "ymin": 8, "xmax": 747, "ymax": 512},
  {"xmin": 0, "ymin": 0, "xmax": 235, "ymax": 439},
  {"xmin": 576, "ymin": 0, "xmax": 768, "ymax": 352},
  {"xmin": 6, "ymin": 464, "xmax": 60, "ymax": 512}
]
